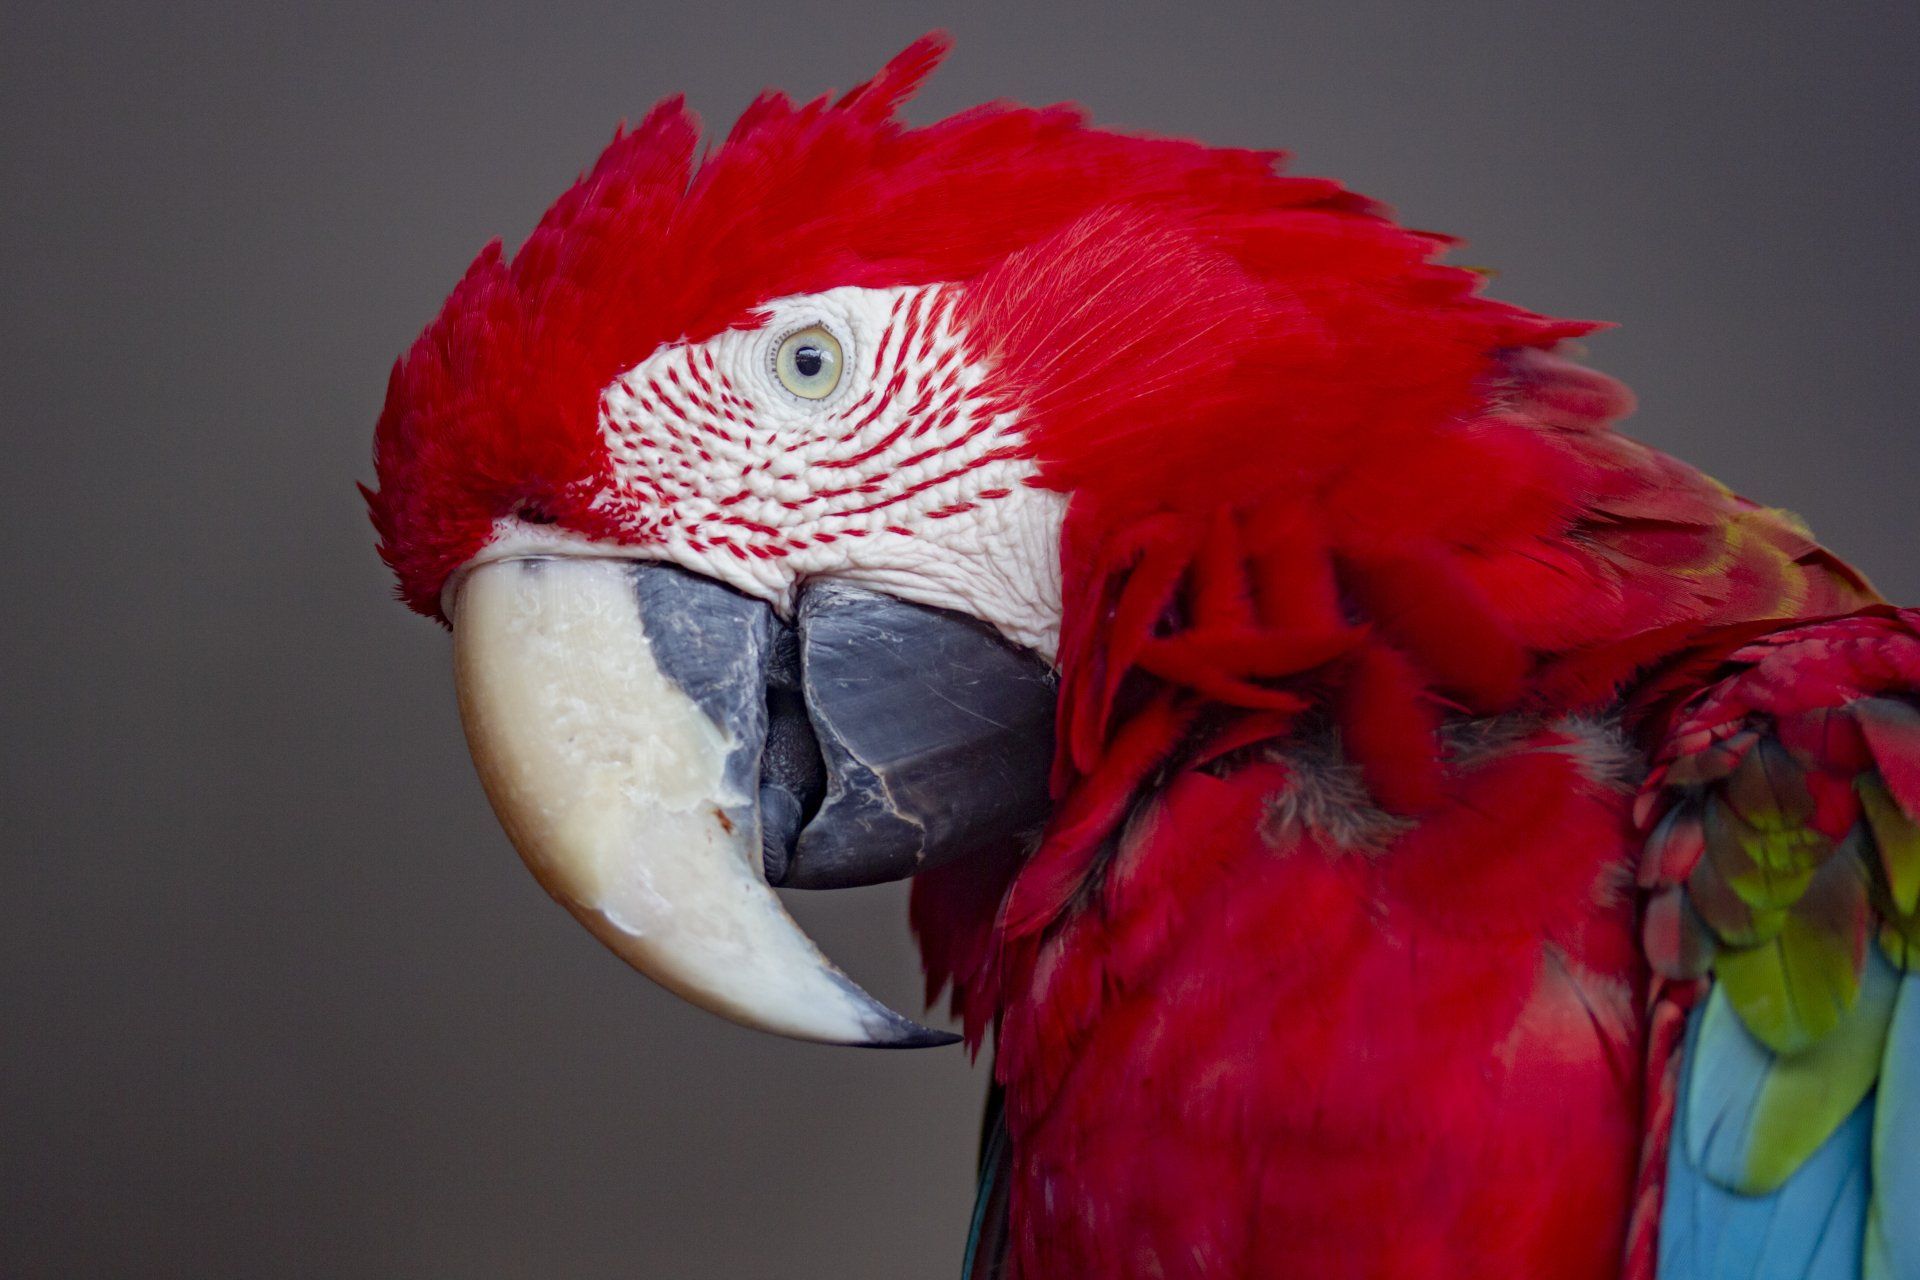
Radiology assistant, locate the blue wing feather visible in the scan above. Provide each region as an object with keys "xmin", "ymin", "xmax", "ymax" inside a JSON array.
[
  {"xmin": 1661, "ymin": 998, "xmax": 1875, "ymax": 1279},
  {"xmin": 1866, "ymin": 972, "xmax": 1919, "ymax": 1280},
  {"xmin": 1684, "ymin": 987, "xmax": 1780, "ymax": 1191}
]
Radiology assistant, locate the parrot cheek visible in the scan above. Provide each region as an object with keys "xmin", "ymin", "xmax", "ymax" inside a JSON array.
[
  {"xmin": 449, "ymin": 554, "xmax": 953, "ymax": 1047},
  {"xmin": 445, "ymin": 551, "xmax": 1055, "ymax": 1045}
]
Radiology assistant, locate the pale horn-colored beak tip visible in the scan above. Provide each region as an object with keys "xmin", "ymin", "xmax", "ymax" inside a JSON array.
[{"xmin": 449, "ymin": 555, "xmax": 956, "ymax": 1048}]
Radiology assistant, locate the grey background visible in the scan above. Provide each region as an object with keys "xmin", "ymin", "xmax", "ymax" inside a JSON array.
[{"xmin": 5, "ymin": 2, "xmax": 1916, "ymax": 1276}]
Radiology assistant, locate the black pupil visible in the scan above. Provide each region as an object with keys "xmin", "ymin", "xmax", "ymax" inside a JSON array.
[{"xmin": 793, "ymin": 345, "xmax": 824, "ymax": 378}]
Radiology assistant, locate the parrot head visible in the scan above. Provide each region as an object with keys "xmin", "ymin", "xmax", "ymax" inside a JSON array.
[{"xmin": 365, "ymin": 33, "xmax": 1590, "ymax": 1045}]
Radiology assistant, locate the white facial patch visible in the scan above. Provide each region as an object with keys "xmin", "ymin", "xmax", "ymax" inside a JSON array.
[{"xmin": 593, "ymin": 284, "xmax": 1066, "ymax": 658}]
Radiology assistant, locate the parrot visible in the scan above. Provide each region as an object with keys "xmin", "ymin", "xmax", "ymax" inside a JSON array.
[{"xmin": 362, "ymin": 33, "xmax": 1920, "ymax": 1280}]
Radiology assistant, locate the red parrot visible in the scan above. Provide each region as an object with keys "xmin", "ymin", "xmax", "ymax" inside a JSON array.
[{"xmin": 364, "ymin": 35, "xmax": 1919, "ymax": 1279}]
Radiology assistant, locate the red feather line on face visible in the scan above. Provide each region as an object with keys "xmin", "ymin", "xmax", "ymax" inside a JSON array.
[{"xmin": 596, "ymin": 283, "xmax": 1006, "ymax": 567}]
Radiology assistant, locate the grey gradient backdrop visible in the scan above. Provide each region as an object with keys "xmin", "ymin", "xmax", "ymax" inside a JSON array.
[{"xmin": 4, "ymin": 2, "xmax": 1917, "ymax": 1276}]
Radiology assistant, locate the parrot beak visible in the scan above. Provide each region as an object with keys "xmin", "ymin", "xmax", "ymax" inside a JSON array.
[{"xmin": 446, "ymin": 554, "xmax": 1052, "ymax": 1046}]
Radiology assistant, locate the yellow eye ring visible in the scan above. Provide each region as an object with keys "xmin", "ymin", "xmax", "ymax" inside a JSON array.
[{"xmin": 774, "ymin": 325, "xmax": 844, "ymax": 400}]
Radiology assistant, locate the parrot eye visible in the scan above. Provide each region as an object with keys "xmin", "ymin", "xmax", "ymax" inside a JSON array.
[{"xmin": 773, "ymin": 324, "xmax": 845, "ymax": 400}]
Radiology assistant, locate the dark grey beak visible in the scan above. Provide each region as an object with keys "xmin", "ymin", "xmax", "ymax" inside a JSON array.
[{"xmin": 767, "ymin": 581, "xmax": 1056, "ymax": 889}]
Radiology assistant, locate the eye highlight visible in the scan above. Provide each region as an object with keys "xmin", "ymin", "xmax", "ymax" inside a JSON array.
[{"xmin": 774, "ymin": 325, "xmax": 845, "ymax": 400}]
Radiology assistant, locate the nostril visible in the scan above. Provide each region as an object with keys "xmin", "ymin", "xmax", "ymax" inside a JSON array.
[{"xmin": 514, "ymin": 504, "xmax": 557, "ymax": 525}]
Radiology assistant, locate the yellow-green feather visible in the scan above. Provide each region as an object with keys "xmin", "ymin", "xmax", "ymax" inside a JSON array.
[
  {"xmin": 1713, "ymin": 849, "xmax": 1869, "ymax": 1055},
  {"xmin": 1707, "ymin": 741, "xmax": 1833, "ymax": 913},
  {"xmin": 1860, "ymin": 774, "xmax": 1920, "ymax": 918},
  {"xmin": 1724, "ymin": 951, "xmax": 1897, "ymax": 1192}
]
